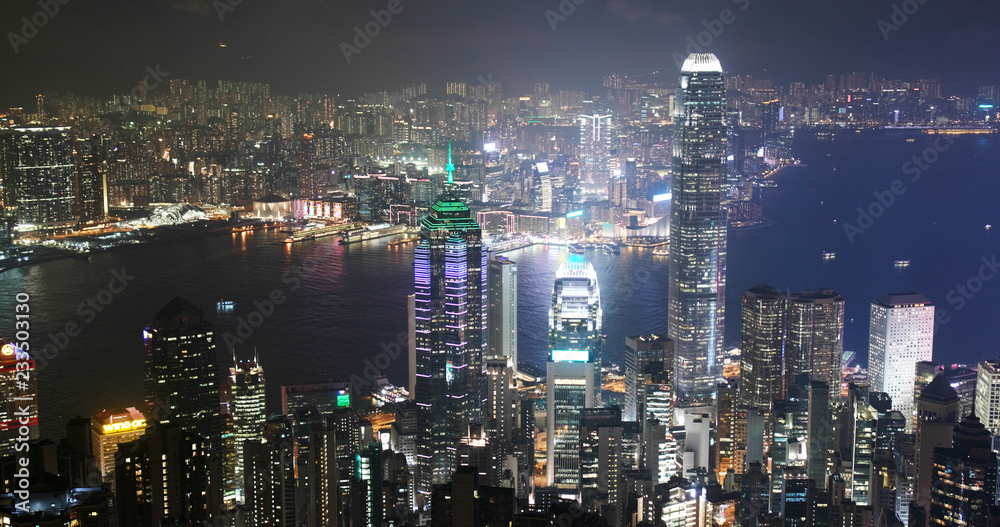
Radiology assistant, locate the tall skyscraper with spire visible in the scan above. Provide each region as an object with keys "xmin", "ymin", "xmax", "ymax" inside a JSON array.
[
  {"xmin": 412, "ymin": 194, "xmax": 486, "ymax": 488},
  {"xmin": 669, "ymin": 53, "xmax": 729, "ymax": 409}
]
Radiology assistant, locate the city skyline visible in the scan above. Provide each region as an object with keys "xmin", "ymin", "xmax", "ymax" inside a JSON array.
[
  {"xmin": 1, "ymin": 0, "xmax": 999, "ymax": 107},
  {"xmin": 0, "ymin": 27, "xmax": 999, "ymax": 522}
]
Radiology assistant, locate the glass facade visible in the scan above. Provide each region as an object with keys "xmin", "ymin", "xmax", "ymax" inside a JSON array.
[
  {"xmin": 669, "ymin": 54, "xmax": 729, "ymax": 407},
  {"xmin": 412, "ymin": 194, "xmax": 485, "ymax": 487}
]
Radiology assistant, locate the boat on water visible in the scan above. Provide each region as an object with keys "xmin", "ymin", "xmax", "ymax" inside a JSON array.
[
  {"xmin": 894, "ymin": 260, "xmax": 911, "ymax": 269},
  {"xmin": 568, "ymin": 243, "xmax": 586, "ymax": 254},
  {"xmin": 822, "ymin": 252, "xmax": 836, "ymax": 261},
  {"xmin": 603, "ymin": 244, "xmax": 620, "ymax": 255},
  {"xmin": 217, "ymin": 300, "xmax": 235, "ymax": 311}
]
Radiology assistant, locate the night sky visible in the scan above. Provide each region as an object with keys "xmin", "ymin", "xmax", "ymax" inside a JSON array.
[{"xmin": 1, "ymin": 0, "xmax": 998, "ymax": 105}]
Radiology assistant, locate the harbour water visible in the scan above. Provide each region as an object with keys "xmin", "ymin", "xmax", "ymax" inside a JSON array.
[{"xmin": 1, "ymin": 130, "xmax": 998, "ymax": 438}]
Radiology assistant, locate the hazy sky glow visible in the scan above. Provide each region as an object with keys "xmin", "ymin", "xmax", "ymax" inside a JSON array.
[{"xmin": 1, "ymin": 0, "xmax": 998, "ymax": 104}]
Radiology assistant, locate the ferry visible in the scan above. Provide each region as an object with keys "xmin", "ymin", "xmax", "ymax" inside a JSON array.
[
  {"xmin": 217, "ymin": 300, "xmax": 235, "ymax": 311},
  {"xmin": 603, "ymin": 244, "xmax": 620, "ymax": 255},
  {"xmin": 568, "ymin": 244, "xmax": 586, "ymax": 254},
  {"xmin": 894, "ymin": 260, "xmax": 911, "ymax": 269},
  {"xmin": 822, "ymin": 252, "xmax": 836, "ymax": 261}
]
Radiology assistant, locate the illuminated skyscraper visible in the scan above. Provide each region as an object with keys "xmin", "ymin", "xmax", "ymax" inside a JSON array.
[
  {"xmin": 229, "ymin": 355, "xmax": 266, "ymax": 502},
  {"xmin": 0, "ymin": 126, "xmax": 77, "ymax": 229},
  {"xmin": 548, "ymin": 255, "xmax": 603, "ymax": 404},
  {"xmin": 92, "ymin": 407, "xmax": 148, "ymax": 489},
  {"xmin": 624, "ymin": 334, "xmax": 673, "ymax": 422},
  {"xmin": 868, "ymin": 293, "xmax": 935, "ymax": 432},
  {"xmin": 785, "ymin": 289, "xmax": 845, "ymax": 406},
  {"xmin": 412, "ymin": 194, "xmax": 486, "ymax": 487},
  {"xmin": 974, "ymin": 359, "xmax": 1000, "ymax": 437},
  {"xmin": 929, "ymin": 415, "xmax": 998, "ymax": 526},
  {"xmin": 486, "ymin": 254, "xmax": 518, "ymax": 369},
  {"xmin": 579, "ymin": 113, "xmax": 612, "ymax": 185},
  {"xmin": 739, "ymin": 285, "xmax": 787, "ymax": 433},
  {"xmin": 546, "ymin": 256, "xmax": 602, "ymax": 493},
  {"xmin": 144, "ymin": 298, "xmax": 222, "ymax": 445},
  {"xmin": 669, "ymin": 53, "xmax": 728, "ymax": 409}
]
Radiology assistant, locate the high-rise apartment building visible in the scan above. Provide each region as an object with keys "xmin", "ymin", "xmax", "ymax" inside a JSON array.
[
  {"xmin": 669, "ymin": 53, "xmax": 728, "ymax": 409},
  {"xmin": 868, "ymin": 293, "xmax": 935, "ymax": 432},
  {"xmin": 0, "ymin": 126, "xmax": 77, "ymax": 229}
]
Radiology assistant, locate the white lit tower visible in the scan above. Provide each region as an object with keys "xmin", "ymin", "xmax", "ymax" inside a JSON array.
[
  {"xmin": 669, "ymin": 53, "xmax": 728, "ymax": 412},
  {"xmin": 546, "ymin": 255, "xmax": 603, "ymax": 494}
]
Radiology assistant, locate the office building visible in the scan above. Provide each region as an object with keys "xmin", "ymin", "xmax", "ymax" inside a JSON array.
[
  {"xmin": 245, "ymin": 437, "xmax": 296, "ymax": 527},
  {"xmin": 281, "ymin": 380, "xmax": 352, "ymax": 416},
  {"xmin": 579, "ymin": 406, "xmax": 623, "ymax": 522},
  {"xmin": 929, "ymin": 414, "xmax": 998, "ymax": 526},
  {"xmin": 974, "ymin": 359, "xmax": 1000, "ymax": 436},
  {"xmin": 548, "ymin": 255, "xmax": 603, "ymax": 404},
  {"xmin": 486, "ymin": 254, "xmax": 518, "ymax": 369},
  {"xmin": 785, "ymin": 289, "xmax": 845, "ymax": 406},
  {"xmin": 739, "ymin": 285, "xmax": 787, "ymax": 432},
  {"xmin": 143, "ymin": 298, "xmax": 222, "ymax": 442},
  {"xmin": 624, "ymin": 334, "xmax": 673, "ymax": 422},
  {"xmin": 913, "ymin": 374, "xmax": 959, "ymax": 517},
  {"xmin": 669, "ymin": 53, "xmax": 729, "ymax": 409},
  {"xmin": 868, "ymin": 294, "xmax": 935, "ymax": 433},
  {"xmin": 412, "ymin": 194, "xmax": 486, "ymax": 486},
  {"xmin": 546, "ymin": 356, "xmax": 596, "ymax": 494},
  {"xmin": 114, "ymin": 425, "xmax": 222, "ymax": 526},
  {"xmin": 91, "ymin": 407, "xmax": 148, "ymax": 488},
  {"xmin": 229, "ymin": 355, "xmax": 266, "ymax": 501}
]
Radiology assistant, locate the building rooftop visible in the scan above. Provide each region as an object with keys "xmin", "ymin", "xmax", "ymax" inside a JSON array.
[{"xmin": 681, "ymin": 53, "xmax": 723, "ymax": 73}]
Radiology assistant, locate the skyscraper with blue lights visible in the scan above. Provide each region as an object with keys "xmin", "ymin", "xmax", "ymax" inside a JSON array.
[{"xmin": 412, "ymin": 194, "xmax": 486, "ymax": 489}]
